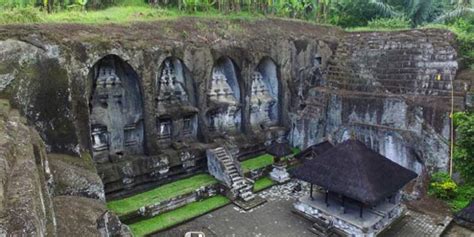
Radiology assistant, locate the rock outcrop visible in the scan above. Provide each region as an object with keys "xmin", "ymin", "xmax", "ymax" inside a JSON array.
[
  {"xmin": 0, "ymin": 19, "xmax": 470, "ymax": 198},
  {"xmin": 0, "ymin": 99, "xmax": 130, "ymax": 236}
]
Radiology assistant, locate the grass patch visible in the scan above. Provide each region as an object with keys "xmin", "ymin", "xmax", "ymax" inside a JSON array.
[
  {"xmin": 253, "ymin": 176, "xmax": 275, "ymax": 192},
  {"xmin": 42, "ymin": 6, "xmax": 177, "ymax": 24},
  {"xmin": 241, "ymin": 148, "xmax": 301, "ymax": 172},
  {"xmin": 241, "ymin": 153, "xmax": 274, "ymax": 172},
  {"xmin": 129, "ymin": 195, "xmax": 230, "ymax": 237},
  {"xmin": 448, "ymin": 183, "xmax": 474, "ymax": 212},
  {"xmin": 107, "ymin": 173, "xmax": 218, "ymax": 216},
  {"xmin": 0, "ymin": 5, "xmax": 263, "ymax": 24}
]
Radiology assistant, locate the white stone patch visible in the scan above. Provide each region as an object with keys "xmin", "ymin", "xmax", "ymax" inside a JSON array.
[{"xmin": 0, "ymin": 73, "xmax": 14, "ymax": 92}]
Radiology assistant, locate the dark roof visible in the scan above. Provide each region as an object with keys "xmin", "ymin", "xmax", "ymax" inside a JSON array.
[
  {"xmin": 294, "ymin": 141, "xmax": 334, "ymax": 160},
  {"xmin": 266, "ymin": 141, "xmax": 292, "ymax": 158},
  {"xmin": 290, "ymin": 139, "xmax": 417, "ymax": 205},
  {"xmin": 456, "ymin": 201, "xmax": 474, "ymax": 223}
]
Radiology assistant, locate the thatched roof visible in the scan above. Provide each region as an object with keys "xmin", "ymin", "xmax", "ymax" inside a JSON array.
[
  {"xmin": 266, "ymin": 141, "xmax": 292, "ymax": 158},
  {"xmin": 456, "ymin": 201, "xmax": 474, "ymax": 228},
  {"xmin": 294, "ymin": 141, "xmax": 334, "ymax": 160},
  {"xmin": 290, "ymin": 139, "xmax": 417, "ymax": 205}
]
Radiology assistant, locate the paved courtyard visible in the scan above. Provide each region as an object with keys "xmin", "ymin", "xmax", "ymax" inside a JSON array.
[
  {"xmin": 155, "ymin": 181, "xmax": 315, "ymax": 237},
  {"xmin": 154, "ymin": 180, "xmax": 473, "ymax": 237}
]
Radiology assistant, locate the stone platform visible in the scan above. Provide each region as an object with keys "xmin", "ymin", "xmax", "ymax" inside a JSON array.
[
  {"xmin": 294, "ymin": 191, "xmax": 403, "ymax": 237},
  {"xmin": 233, "ymin": 195, "xmax": 267, "ymax": 211}
]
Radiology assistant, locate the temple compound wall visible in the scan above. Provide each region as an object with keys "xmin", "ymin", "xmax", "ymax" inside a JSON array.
[{"xmin": 0, "ymin": 20, "xmax": 470, "ymax": 197}]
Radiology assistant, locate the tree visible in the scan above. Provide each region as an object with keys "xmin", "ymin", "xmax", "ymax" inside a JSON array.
[
  {"xmin": 435, "ymin": 0, "xmax": 474, "ymax": 23},
  {"xmin": 453, "ymin": 112, "xmax": 474, "ymax": 183}
]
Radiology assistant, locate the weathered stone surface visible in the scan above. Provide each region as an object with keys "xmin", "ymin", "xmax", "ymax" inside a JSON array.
[
  {"xmin": 0, "ymin": 100, "xmax": 55, "ymax": 236},
  {"xmin": 0, "ymin": 99, "xmax": 130, "ymax": 237},
  {"xmin": 0, "ymin": 20, "xmax": 470, "ymax": 197},
  {"xmin": 49, "ymin": 153, "xmax": 105, "ymax": 201},
  {"xmin": 290, "ymin": 30, "xmax": 468, "ymax": 182},
  {"xmin": 53, "ymin": 195, "xmax": 105, "ymax": 237}
]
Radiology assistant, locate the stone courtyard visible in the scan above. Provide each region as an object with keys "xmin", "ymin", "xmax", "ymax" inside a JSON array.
[{"xmin": 156, "ymin": 181, "xmax": 465, "ymax": 237}]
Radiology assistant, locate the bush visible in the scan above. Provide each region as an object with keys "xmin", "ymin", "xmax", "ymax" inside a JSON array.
[
  {"xmin": 453, "ymin": 112, "xmax": 474, "ymax": 182},
  {"xmin": 0, "ymin": 7, "xmax": 44, "ymax": 24},
  {"xmin": 428, "ymin": 172, "xmax": 458, "ymax": 200},
  {"xmin": 367, "ymin": 17, "xmax": 411, "ymax": 29},
  {"xmin": 444, "ymin": 17, "xmax": 474, "ymax": 70},
  {"xmin": 328, "ymin": 0, "xmax": 383, "ymax": 28}
]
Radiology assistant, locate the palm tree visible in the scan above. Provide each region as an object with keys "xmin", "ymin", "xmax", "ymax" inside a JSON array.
[{"xmin": 435, "ymin": 0, "xmax": 474, "ymax": 22}]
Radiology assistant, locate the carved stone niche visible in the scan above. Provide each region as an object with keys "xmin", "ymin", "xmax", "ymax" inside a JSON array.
[
  {"xmin": 89, "ymin": 55, "xmax": 145, "ymax": 163},
  {"xmin": 156, "ymin": 57, "xmax": 198, "ymax": 146},
  {"xmin": 251, "ymin": 58, "xmax": 280, "ymax": 130},
  {"xmin": 207, "ymin": 57, "xmax": 242, "ymax": 134},
  {"xmin": 180, "ymin": 151, "xmax": 196, "ymax": 169}
]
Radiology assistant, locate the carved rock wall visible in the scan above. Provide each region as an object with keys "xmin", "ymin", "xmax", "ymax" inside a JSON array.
[
  {"xmin": 0, "ymin": 20, "xmax": 470, "ymax": 197},
  {"xmin": 290, "ymin": 30, "xmax": 468, "ymax": 176}
]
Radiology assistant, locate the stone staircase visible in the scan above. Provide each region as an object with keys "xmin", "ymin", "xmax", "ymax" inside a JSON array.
[{"xmin": 209, "ymin": 147, "xmax": 256, "ymax": 202}]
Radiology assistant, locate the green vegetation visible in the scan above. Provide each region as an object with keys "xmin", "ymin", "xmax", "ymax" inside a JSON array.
[
  {"xmin": 429, "ymin": 172, "xmax": 474, "ymax": 212},
  {"xmin": 253, "ymin": 176, "xmax": 275, "ymax": 192},
  {"xmin": 453, "ymin": 112, "xmax": 474, "ymax": 182},
  {"xmin": 129, "ymin": 195, "xmax": 230, "ymax": 237},
  {"xmin": 241, "ymin": 154, "xmax": 274, "ymax": 172},
  {"xmin": 429, "ymin": 172, "xmax": 458, "ymax": 200},
  {"xmin": 241, "ymin": 148, "xmax": 300, "ymax": 172},
  {"xmin": 1, "ymin": 0, "xmax": 473, "ymax": 27},
  {"xmin": 107, "ymin": 173, "xmax": 218, "ymax": 216},
  {"xmin": 428, "ymin": 112, "xmax": 474, "ymax": 212}
]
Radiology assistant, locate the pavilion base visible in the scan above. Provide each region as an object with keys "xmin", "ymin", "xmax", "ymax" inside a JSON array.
[
  {"xmin": 293, "ymin": 193, "xmax": 404, "ymax": 237},
  {"xmin": 269, "ymin": 163, "xmax": 290, "ymax": 183}
]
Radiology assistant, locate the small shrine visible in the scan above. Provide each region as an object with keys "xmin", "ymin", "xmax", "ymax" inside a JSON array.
[
  {"xmin": 291, "ymin": 139, "xmax": 417, "ymax": 237},
  {"xmin": 266, "ymin": 132, "xmax": 292, "ymax": 183}
]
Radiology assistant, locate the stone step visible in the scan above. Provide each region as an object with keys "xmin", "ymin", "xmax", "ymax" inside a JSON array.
[
  {"xmin": 229, "ymin": 173, "xmax": 239, "ymax": 178},
  {"xmin": 230, "ymin": 176, "xmax": 245, "ymax": 184},
  {"xmin": 240, "ymin": 192, "xmax": 255, "ymax": 202}
]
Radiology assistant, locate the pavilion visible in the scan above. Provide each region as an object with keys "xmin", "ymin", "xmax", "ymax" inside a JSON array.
[{"xmin": 290, "ymin": 139, "xmax": 417, "ymax": 237}]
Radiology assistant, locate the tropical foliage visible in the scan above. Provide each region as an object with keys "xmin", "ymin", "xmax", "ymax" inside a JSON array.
[
  {"xmin": 1, "ymin": 0, "xmax": 473, "ymax": 28},
  {"xmin": 453, "ymin": 112, "xmax": 474, "ymax": 183}
]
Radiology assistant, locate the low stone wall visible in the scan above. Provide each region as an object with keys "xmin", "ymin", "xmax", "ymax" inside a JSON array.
[{"xmin": 120, "ymin": 183, "xmax": 221, "ymax": 223}]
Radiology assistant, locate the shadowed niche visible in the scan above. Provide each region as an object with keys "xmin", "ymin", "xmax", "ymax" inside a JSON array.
[
  {"xmin": 155, "ymin": 57, "xmax": 198, "ymax": 146},
  {"xmin": 206, "ymin": 56, "xmax": 242, "ymax": 134},
  {"xmin": 251, "ymin": 57, "xmax": 280, "ymax": 129},
  {"xmin": 89, "ymin": 55, "xmax": 145, "ymax": 163}
]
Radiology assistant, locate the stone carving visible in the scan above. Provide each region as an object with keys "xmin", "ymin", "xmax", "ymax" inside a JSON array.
[
  {"xmin": 207, "ymin": 68, "xmax": 241, "ymax": 133},
  {"xmin": 157, "ymin": 59, "xmax": 188, "ymax": 106},
  {"xmin": 180, "ymin": 151, "xmax": 196, "ymax": 169},
  {"xmin": 250, "ymin": 72, "xmax": 276, "ymax": 128},
  {"xmin": 90, "ymin": 56, "xmax": 145, "ymax": 163},
  {"xmin": 156, "ymin": 58, "xmax": 198, "ymax": 144},
  {"xmin": 251, "ymin": 58, "xmax": 280, "ymax": 130}
]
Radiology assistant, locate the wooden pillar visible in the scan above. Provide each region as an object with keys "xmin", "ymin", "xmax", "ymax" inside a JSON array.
[
  {"xmin": 310, "ymin": 184, "xmax": 314, "ymax": 200},
  {"xmin": 342, "ymin": 196, "xmax": 346, "ymax": 214},
  {"xmin": 325, "ymin": 190, "xmax": 329, "ymax": 207}
]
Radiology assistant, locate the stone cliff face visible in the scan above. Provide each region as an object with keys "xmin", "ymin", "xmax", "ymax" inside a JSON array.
[
  {"xmin": 0, "ymin": 19, "xmax": 470, "ymax": 198},
  {"xmin": 290, "ymin": 30, "xmax": 467, "ymax": 177},
  {"xmin": 0, "ymin": 99, "xmax": 130, "ymax": 236}
]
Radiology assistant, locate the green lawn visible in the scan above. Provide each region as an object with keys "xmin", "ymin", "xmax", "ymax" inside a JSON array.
[
  {"xmin": 129, "ymin": 195, "xmax": 230, "ymax": 237},
  {"xmin": 107, "ymin": 173, "xmax": 218, "ymax": 216},
  {"xmin": 253, "ymin": 176, "xmax": 275, "ymax": 192},
  {"xmin": 241, "ymin": 148, "xmax": 301, "ymax": 172},
  {"xmin": 0, "ymin": 6, "xmax": 262, "ymax": 24},
  {"xmin": 241, "ymin": 153, "xmax": 274, "ymax": 172}
]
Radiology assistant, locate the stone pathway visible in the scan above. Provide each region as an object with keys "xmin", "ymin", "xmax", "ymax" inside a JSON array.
[{"xmin": 380, "ymin": 209, "xmax": 452, "ymax": 237}]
